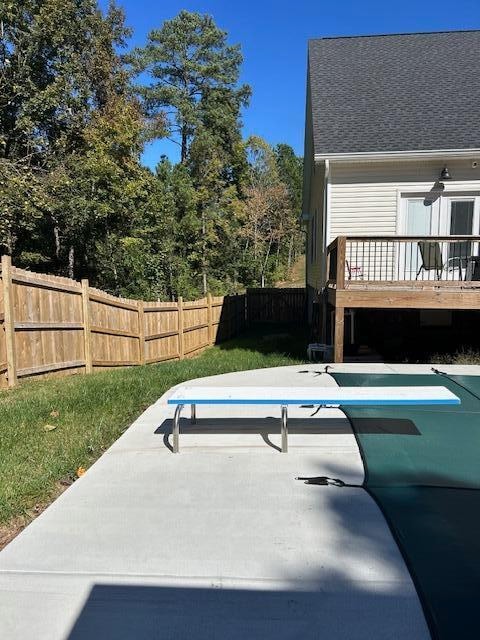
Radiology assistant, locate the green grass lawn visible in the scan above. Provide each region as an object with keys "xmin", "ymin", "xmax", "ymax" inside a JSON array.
[{"xmin": 0, "ymin": 327, "xmax": 306, "ymax": 537}]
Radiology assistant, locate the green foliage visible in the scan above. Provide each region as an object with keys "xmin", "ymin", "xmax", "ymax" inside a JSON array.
[
  {"xmin": 0, "ymin": 4, "xmax": 303, "ymax": 298},
  {"xmin": 275, "ymin": 143, "xmax": 303, "ymax": 212},
  {"xmin": 129, "ymin": 10, "xmax": 250, "ymax": 163},
  {"xmin": 0, "ymin": 0, "xmax": 129, "ymax": 162},
  {"xmin": 240, "ymin": 137, "xmax": 303, "ymax": 286}
]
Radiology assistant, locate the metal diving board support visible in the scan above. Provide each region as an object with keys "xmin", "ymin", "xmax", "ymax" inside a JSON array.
[
  {"xmin": 172, "ymin": 403, "xmax": 199, "ymax": 453},
  {"xmin": 173, "ymin": 402, "xmax": 290, "ymax": 454},
  {"xmin": 281, "ymin": 405, "xmax": 288, "ymax": 453}
]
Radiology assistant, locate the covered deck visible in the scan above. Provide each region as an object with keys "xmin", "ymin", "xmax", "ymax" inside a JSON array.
[{"xmin": 326, "ymin": 235, "xmax": 480, "ymax": 362}]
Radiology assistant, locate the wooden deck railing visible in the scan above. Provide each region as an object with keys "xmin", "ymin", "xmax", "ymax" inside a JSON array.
[{"xmin": 327, "ymin": 236, "xmax": 480, "ymax": 288}]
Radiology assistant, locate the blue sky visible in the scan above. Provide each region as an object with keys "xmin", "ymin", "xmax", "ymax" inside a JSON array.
[{"xmin": 99, "ymin": 0, "xmax": 480, "ymax": 169}]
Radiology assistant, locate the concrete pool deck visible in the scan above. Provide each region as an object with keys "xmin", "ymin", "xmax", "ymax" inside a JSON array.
[{"xmin": 1, "ymin": 363, "xmax": 478, "ymax": 639}]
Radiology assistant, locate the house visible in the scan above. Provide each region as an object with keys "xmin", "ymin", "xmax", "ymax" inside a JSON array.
[{"xmin": 303, "ymin": 30, "xmax": 480, "ymax": 362}]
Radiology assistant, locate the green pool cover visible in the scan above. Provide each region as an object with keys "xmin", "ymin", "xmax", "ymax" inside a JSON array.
[{"xmin": 331, "ymin": 372, "xmax": 480, "ymax": 640}]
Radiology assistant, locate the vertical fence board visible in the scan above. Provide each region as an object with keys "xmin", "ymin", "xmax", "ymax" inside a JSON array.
[
  {"xmin": 137, "ymin": 301, "xmax": 145, "ymax": 365},
  {"xmin": 0, "ymin": 268, "xmax": 6, "ymax": 387},
  {"xmin": 207, "ymin": 293, "xmax": 213, "ymax": 345},
  {"xmin": 82, "ymin": 280, "xmax": 92, "ymax": 373},
  {"xmin": 177, "ymin": 297, "xmax": 185, "ymax": 359},
  {"xmin": 1, "ymin": 256, "xmax": 17, "ymax": 387}
]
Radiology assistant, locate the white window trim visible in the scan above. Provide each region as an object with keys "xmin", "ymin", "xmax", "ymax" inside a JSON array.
[{"xmin": 398, "ymin": 191, "xmax": 480, "ymax": 236}]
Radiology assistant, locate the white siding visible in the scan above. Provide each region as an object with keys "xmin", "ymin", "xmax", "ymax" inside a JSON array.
[{"xmin": 328, "ymin": 159, "xmax": 480, "ymax": 243}]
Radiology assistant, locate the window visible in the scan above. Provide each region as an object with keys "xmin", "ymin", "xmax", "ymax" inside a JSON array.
[{"xmin": 448, "ymin": 199, "xmax": 475, "ymax": 262}]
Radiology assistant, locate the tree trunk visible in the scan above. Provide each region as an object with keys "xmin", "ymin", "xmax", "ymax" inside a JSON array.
[
  {"xmin": 287, "ymin": 235, "xmax": 294, "ymax": 268},
  {"xmin": 181, "ymin": 125, "xmax": 188, "ymax": 163},
  {"xmin": 68, "ymin": 245, "xmax": 75, "ymax": 280},
  {"xmin": 260, "ymin": 236, "xmax": 273, "ymax": 287},
  {"xmin": 275, "ymin": 222, "xmax": 283, "ymax": 266},
  {"xmin": 53, "ymin": 225, "xmax": 61, "ymax": 259}
]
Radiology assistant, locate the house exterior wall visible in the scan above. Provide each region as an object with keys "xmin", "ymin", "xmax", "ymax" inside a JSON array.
[{"xmin": 328, "ymin": 158, "xmax": 480, "ymax": 245}]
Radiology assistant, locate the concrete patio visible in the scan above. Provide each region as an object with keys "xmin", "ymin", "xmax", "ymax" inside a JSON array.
[{"xmin": 1, "ymin": 363, "xmax": 475, "ymax": 639}]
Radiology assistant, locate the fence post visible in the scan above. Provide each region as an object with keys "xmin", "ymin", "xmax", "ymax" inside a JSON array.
[
  {"xmin": 81, "ymin": 279, "xmax": 92, "ymax": 374},
  {"xmin": 2, "ymin": 255, "xmax": 17, "ymax": 387},
  {"xmin": 137, "ymin": 300, "xmax": 146, "ymax": 365},
  {"xmin": 207, "ymin": 293, "xmax": 213, "ymax": 344},
  {"xmin": 178, "ymin": 296, "xmax": 185, "ymax": 359}
]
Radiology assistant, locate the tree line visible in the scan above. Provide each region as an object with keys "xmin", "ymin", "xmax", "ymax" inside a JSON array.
[{"xmin": 0, "ymin": 2, "xmax": 303, "ymax": 300}]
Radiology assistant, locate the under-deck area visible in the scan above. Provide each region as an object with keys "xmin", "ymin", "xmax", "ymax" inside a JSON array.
[{"xmin": 326, "ymin": 236, "xmax": 480, "ymax": 362}]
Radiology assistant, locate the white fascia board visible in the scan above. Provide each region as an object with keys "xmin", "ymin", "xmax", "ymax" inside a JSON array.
[{"xmin": 314, "ymin": 149, "xmax": 480, "ymax": 163}]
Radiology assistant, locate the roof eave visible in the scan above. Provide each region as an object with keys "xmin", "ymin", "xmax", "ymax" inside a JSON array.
[{"xmin": 314, "ymin": 149, "xmax": 480, "ymax": 163}]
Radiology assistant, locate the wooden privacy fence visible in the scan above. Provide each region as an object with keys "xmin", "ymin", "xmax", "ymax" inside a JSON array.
[
  {"xmin": 246, "ymin": 288, "xmax": 306, "ymax": 324},
  {"xmin": 0, "ymin": 256, "xmax": 246, "ymax": 388}
]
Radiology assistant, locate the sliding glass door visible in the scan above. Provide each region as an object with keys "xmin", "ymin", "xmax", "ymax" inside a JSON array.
[
  {"xmin": 400, "ymin": 194, "xmax": 480, "ymax": 280},
  {"xmin": 401, "ymin": 198, "xmax": 437, "ymax": 279},
  {"xmin": 447, "ymin": 199, "xmax": 475, "ymax": 264}
]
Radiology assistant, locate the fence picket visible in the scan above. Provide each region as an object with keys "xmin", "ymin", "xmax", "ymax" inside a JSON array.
[
  {"xmin": 1, "ymin": 256, "xmax": 17, "ymax": 387},
  {"xmin": 81, "ymin": 279, "xmax": 92, "ymax": 374}
]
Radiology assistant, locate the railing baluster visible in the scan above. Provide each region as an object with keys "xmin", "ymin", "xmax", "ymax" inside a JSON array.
[
  {"xmin": 355, "ymin": 240, "xmax": 358, "ymax": 281},
  {"xmin": 380, "ymin": 240, "xmax": 383, "ymax": 281},
  {"xmin": 362, "ymin": 241, "xmax": 365, "ymax": 281},
  {"xmin": 396, "ymin": 240, "xmax": 400, "ymax": 281}
]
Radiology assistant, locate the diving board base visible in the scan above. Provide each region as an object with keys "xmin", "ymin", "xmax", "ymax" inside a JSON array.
[{"xmin": 172, "ymin": 403, "xmax": 291, "ymax": 453}]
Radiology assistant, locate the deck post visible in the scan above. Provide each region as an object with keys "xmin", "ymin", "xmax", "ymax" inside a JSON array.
[
  {"xmin": 334, "ymin": 305, "xmax": 345, "ymax": 363},
  {"xmin": 321, "ymin": 288, "xmax": 328, "ymax": 344},
  {"xmin": 336, "ymin": 236, "xmax": 346, "ymax": 290}
]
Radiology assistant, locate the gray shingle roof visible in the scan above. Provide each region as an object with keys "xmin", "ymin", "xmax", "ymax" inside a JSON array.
[{"xmin": 308, "ymin": 31, "xmax": 480, "ymax": 156}]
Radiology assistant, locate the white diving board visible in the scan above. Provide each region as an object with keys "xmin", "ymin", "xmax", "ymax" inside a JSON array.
[{"xmin": 167, "ymin": 385, "xmax": 460, "ymax": 453}]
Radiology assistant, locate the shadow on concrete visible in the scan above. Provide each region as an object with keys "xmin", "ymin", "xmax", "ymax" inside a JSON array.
[
  {"xmin": 156, "ymin": 417, "xmax": 420, "ymax": 452},
  {"xmin": 65, "ymin": 581, "xmax": 425, "ymax": 640},
  {"xmin": 61, "ymin": 462, "xmax": 476, "ymax": 639}
]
